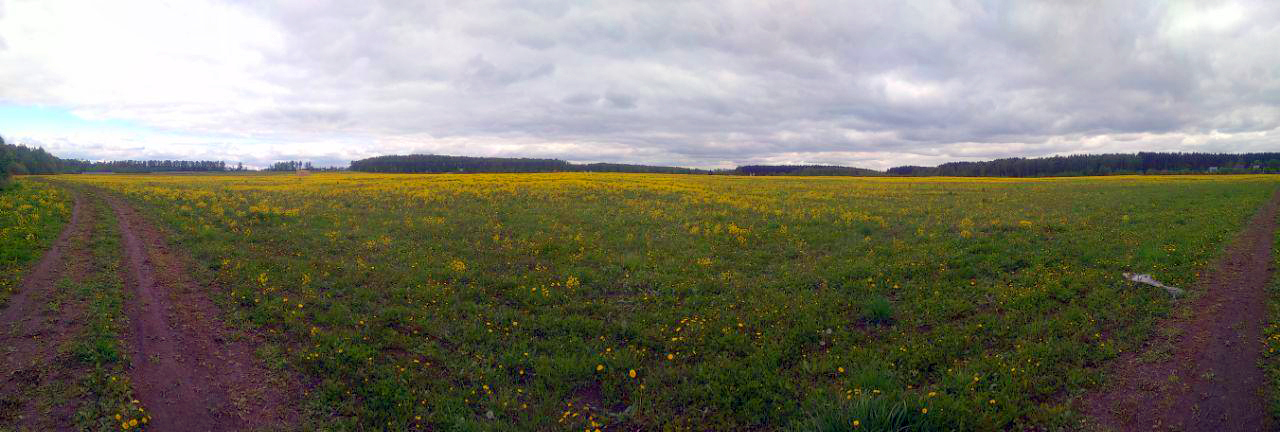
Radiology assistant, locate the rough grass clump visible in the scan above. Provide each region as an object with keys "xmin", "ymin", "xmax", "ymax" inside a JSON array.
[{"xmin": 862, "ymin": 295, "xmax": 894, "ymax": 325}]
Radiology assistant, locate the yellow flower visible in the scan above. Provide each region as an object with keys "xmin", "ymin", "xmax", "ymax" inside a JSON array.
[
  {"xmin": 989, "ymin": 399, "xmax": 997, "ymax": 405},
  {"xmin": 921, "ymin": 408, "xmax": 927, "ymax": 414},
  {"xmin": 666, "ymin": 353, "xmax": 674, "ymax": 360},
  {"xmin": 596, "ymin": 364, "xmax": 604, "ymax": 372},
  {"xmin": 628, "ymin": 369, "xmax": 637, "ymax": 378},
  {"xmin": 837, "ymin": 367, "xmax": 845, "ymax": 373},
  {"xmin": 129, "ymin": 419, "xmax": 138, "ymax": 427},
  {"xmin": 853, "ymin": 419, "xmax": 861, "ymax": 427}
]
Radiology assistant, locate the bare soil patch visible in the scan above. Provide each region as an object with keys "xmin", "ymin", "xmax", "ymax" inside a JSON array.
[
  {"xmin": 1083, "ymin": 189, "xmax": 1280, "ymax": 431},
  {"xmin": 107, "ymin": 195, "xmax": 293, "ymax": 430}
]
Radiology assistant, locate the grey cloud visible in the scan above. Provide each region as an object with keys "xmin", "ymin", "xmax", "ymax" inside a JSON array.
[
  {"xmin": 603, "ymin": 92, "xmax": 636, "ymax": 109},
  {"xmin": 562, "ymin": 93, "xmax": 598, "ymax": 106},
  {"xmin": 3, "ymin": 0, "xmax": 1279, "ymax": 169}
]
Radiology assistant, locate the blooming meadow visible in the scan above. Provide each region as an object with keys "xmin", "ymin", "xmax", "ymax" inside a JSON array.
[
  {"xmin": 0, "ymin": 180, "xmax": 70, "ymax": 306},
  {"xmin": 52, "ymin": 172, "xmax": 1279, "ymax": 430}
]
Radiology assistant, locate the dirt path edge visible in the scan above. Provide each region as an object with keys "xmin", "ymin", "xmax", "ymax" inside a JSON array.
[
  {"xmin": 1082, "ymin": 188, "xmax": 1280, "ymax": 431},
  {"xmin": 0, "ymin": 192, "xmax": 91, "ymax": 429}
]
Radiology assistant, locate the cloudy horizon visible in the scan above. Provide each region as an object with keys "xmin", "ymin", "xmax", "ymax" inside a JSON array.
[{"xmin": 1, "ymin": 0, "xmax": 1278, "ymax": 170}]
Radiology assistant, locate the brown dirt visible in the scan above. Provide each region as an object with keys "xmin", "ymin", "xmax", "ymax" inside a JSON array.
[
  {"xmin": 106, "ymin": 195, "xmax": 294, "ymax": 431},
  {"xmin": 1083, "ymin": 189, "xmax": 1280, "ymax": 431},
  {"xmin": 0, "ymin": 192, "xmax": 93, "ymax": 430}
]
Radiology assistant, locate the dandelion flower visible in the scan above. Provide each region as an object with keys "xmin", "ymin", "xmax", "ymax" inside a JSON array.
[{"xmin": 629, "ymin": 369, "xmax": 637, "ymax": 378}]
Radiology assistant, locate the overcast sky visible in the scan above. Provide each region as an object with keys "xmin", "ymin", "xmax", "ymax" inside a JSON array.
[{"xmin": 1, "ymin": 1, "xmax": 1278, "ymax": 169}]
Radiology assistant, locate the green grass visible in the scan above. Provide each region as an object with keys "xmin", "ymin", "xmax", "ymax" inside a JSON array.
[
  {"xmin": 69, "ymin": 197, "xmax": 148, "ymax": 431},
  {"xmin": 58, "ymin": 173, "xmax": 1280, "ymax": 430},
  {"xmin": 794, "ymin": 394, "xmax": 936, "ymax": 432},
  {"xmin": 1263, "ymin": 208, "xmax": 1280, "ymax": 421},
  {"xmin": 0, "ymin": 180, "xmax": 71, "ymax": 306},
  {"xmin": 862, "ymin": 295, "xmax": 895, "ymax": 325}
]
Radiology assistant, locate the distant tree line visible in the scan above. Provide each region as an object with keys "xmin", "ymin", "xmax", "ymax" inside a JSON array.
[
  {"xmin": 887, "ymin": 152, "xmax": 1280, "ymax": 177},
  {"xmin": 351, "ymin": 153, "xmax": 1280, "ymax": 177},
  {"xmin": 351, "ymin": 155, "xmax": 570, "ymax": 173},
  {"xmin": 1, "ymin": 138, "xmax": 66, "ymax": 176},
  {"xmin": 6, "ymin": 135, "xmax": 1280, "ymax": 181},
  {"xmin": 265, "ymin": 161, "xmax": 345, "ymax": 171},
  {"xmin": 577, "ymin": 162, "xmax": 710, "ymax": 174},
  {"xmin": 267, "ymin": 161, "xmax": 312, "ymax": 171},
  {"xmin": 0, "ymin": 135, "xmax": 10, "ymax": 187},
  {"xmin": 349, "ymin": 154, "xmax": 713, "ymax": 174},
  {"xmin": 348, "ymin": 155, "xmax": 897, "ymax": 176},
  {"xmin": 62, "ymin": 159, "xmax": 228, "ymax": 173},
  {"xmin": 735, "ymin": 165, "xmax": 881, "ymax": 176}
]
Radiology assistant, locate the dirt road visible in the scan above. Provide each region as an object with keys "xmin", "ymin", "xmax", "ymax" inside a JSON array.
[
  {"xmin": 108, "ymin": 195, "xmax": 292, "ymax": 430},
  {"xmin": 0, "ymin": 189, "xmax": 290, "ymax": 430},
  {"xmin": 0, "ymin": 194, "xmax": 92, "ymax": 429}
]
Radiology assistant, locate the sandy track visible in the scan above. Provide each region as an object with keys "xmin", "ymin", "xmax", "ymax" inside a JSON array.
[
  {"xmin": 1084, "ymin": 189, "xmax": 1280, "ymax": 431},
  {"xmin": 109, "ymin": 195, "xmax": 291, "ymax": 430}
]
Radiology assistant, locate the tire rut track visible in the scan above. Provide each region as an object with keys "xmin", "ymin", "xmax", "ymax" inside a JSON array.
[{"xmin": 108, "ymin": 195, "xmax": 292, "ymax": 430}]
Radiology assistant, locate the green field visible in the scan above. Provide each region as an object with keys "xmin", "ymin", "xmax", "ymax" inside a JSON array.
[{"xmin": 33, "ymin": 173, "xmax": 1271, "ymax": 430}]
